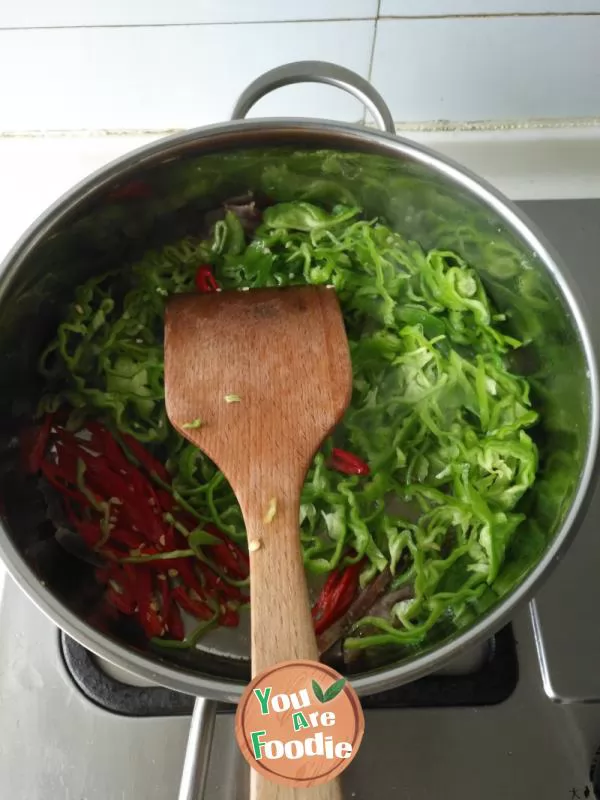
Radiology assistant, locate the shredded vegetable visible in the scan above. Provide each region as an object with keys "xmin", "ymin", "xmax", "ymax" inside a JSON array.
[{"xmin": 36, "ymin": 198, "xmax": 539, "ymax": 653}]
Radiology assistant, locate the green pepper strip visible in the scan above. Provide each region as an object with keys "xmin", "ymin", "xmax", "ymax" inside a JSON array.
[
  {"xmin": 120, "ymin": 549, "xmax": 196, "ymax": 563},
  {"xmin": 162, "ymin": 513, "xmax": 250, "ymax": 588},
  {"xmin": 150, "ymin": 612, "xmax": 219, "ymax": 649},
  {"xmin": 162, "ymin": 512, "xmax": 220, "ymax": 546},
  {"xmin": 75, "ymin": 458, "xmax": 112, "ymax": 550}
]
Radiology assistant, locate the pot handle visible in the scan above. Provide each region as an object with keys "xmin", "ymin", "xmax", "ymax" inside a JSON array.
[
  {"xmin": 231, "ymin": 60, "xmax": 396, "ymax": 134},
  {"xmin": 177, "ymin": 697, "xmax": 218, "ymax": 800}
]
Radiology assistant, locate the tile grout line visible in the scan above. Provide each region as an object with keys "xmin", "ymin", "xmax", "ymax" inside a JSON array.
[
  {"xmin": 0, "ymin": 18, "xmax": 375, "ymax": 32},
  {"xmin": 364, "ymin": 0, "xmax": 382, "ymax": 125},
  {"xmin": 0, "ymin": 11, "xmax": 599, "ymax": 32},
  {"xmin": 378, "ymin": 11, "xmax": 600, "ymax": 20},
  {"xmin": 368, "ymin": 0, "xmax": 381, "ymax": 78}
]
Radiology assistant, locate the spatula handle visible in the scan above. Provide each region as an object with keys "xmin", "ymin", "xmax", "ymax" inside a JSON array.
[
  {"xmin": 247, "ymin": 498, "xmax": 318, "ymax": 673},
  {"xmin": 251, "ymin": 770, "xmax": 343, "ymax": 800},
  {"xmin": 243, "ymin": 491, "xmax": 343, "ymax": 800}
]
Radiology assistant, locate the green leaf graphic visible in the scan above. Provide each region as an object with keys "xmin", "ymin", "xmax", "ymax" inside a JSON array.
[
  {"xmin": 312, "ymin": 677, "xmax": 347, "ymax": 703},
  {"xmin": 323, "ymin": 678, "xmax": 346, "ymax": 702},
  {"xmin": 312, "ymin": 679, "xmax": 325, "ymax": 703}
]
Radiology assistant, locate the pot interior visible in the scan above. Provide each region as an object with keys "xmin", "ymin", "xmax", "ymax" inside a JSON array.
[{"xmin": 0, "ymin": 129, "xmax": 594, "ymax": 694}]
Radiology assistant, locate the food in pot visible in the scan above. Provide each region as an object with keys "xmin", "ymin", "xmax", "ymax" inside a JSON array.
[{"xmin": 26, "ymin": 197, "xmax": 539, "ymax": 656}]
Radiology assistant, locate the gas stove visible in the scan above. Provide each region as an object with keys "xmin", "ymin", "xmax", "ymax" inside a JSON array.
[{"xmin": 1, "ymin": 198, "xmax": 600, "ymax": 800}]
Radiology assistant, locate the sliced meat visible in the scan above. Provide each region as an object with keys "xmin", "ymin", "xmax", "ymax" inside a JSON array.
[
  {"xmin": 224, "ymin": 194, "xmax": 262, "ymax": 233},
  {"xmin": 317, "ymin": 568, "xmax": 392, "ymax": 655},
  {"xmin": 360, "ymin": 584, "xmax": 414, "ymax": 621},
  {"xmin": 342, "ymin": 584, "xmax": 415, "ymax": 666}
]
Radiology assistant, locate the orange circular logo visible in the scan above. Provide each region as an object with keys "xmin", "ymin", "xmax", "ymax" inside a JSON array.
[{"xmin": 235, "ymin": 660, "xmax": 365, "ymax": 788}]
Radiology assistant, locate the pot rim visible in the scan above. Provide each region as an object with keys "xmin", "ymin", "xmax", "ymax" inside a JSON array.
[{"xmin": 0, "ymin": 116, "xmax": 598, "ymax": 702}]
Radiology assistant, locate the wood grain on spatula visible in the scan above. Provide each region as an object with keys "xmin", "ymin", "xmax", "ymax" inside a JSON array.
[{"xmin": 164, "ymin": 286, "xmax": 351, "ymax": 800}]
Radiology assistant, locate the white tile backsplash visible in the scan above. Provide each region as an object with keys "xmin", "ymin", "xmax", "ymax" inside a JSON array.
[
  {"xmin": 372, "ymin": 16, "xmax": 600, "ymax": 122},
  {"xmin": 0, "ymin": 0, "xmax": 377, "ymax": 28},
  {"xmin": 0, "ymin": 3, "xmax": 597, "ymax": 131},
  {"xmin": 381, "ymin": 1, "xmax": 600, "ymax": 14},
  {"xmin": 0, "ymin": 21, "xmax": 374, "ymax": 130}
]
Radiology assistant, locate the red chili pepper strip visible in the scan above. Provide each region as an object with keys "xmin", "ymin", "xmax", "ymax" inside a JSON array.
[
  {"xmin": 166, "ymin": 601, "xmax": 185, "ymax": 640},
  {"xmin": 172, "ymin": 586, "xmax": 214, "ymax": 621},
  {"xmin": 195, "ymin": 265, "xmax": 219, "ymax": 293},
  {"xmin": 85, "ymin": 466, "xmax": 164, "ymax": 543},
  {"xmin": 110, "ymin": 528, "xmax": 146, "ymax": 550},
  {"xmin": 41, "ymin": 462, "xmax": 91, "ymax": 506},
  {"xmin": 38, "ymin": 421, "xmax": 249, "ymax": 638},
  {"xmin": 84, "ymin": 461, "xmax": 131, "ymax": 500},
  {"xmin": 156, "ymin": 489, "xmax": 175, "ymax": 513},
  {"xmin": 140, "ymin": 606, "xmax": 164, "ymax": 638},
  {"xmin": 329, "ymin": 448, "xmax": 370, "ymax": 476},
  {"xmin": 107, "ymin": 180, "xmax": 153, "ymax": 200},
  {"xmin": 204, "ymin": 524, "xmax": 249, "ymax": 579},
  {"xmin": 120, "ymin": 433, "xmax": 170, "ymax": 483},
  {"xmin": 158, "ymin": 575, "xmax": 171, "ymax": 618},
  {"xmin": 103, "ymin": 564, "xmax": 138, "ymax": 615},
  {"xmin": 312, "ymin": 560, "xmax": 363, "ymax": 635},
  {"xmin": 54, "ymin": 446, "xmax": 84, "ymax": 479},
  {"xmin": 53, "ymin": 429, "xmax": 163, "ymax": 522},
  {"xmin": 72, "ymin": 519, "xmax": 104, "ymax": 549},
  {"xmin": 311, "ymin": 571, "xmax": 340, "ymax": 618},
  {"xmin": 122, "ymin": 562, "xmax": 140, "ymax": 589},
  {"xmin": 21, "ymin": 413, "xmax": 53, "ymax": 474},
  {"xmin": 208, "ymin": 541, "xmax": 249, "ymax": 580},
  {"xmin": 106, "ymin": 586, "xmax": 137, "ymax": 615},
  {"xmin": 135, "ymin": 568, "xmax": 164, "ymax": 638},
  {"xmin": 85, "ymin": 423, "xmax": 131, "ymax": 472},
  {"xmin": 52, "ymin": 432, "xmax": 167, "ymax": 545},
  {"xmin": 51, "ymin": 427, "xmax": 96, "ymax": 456},
  {"xmin": 160, "ymin": 523, "xmax": 187, "ymax": 556},
  {"xmin": 95, "ymin": 566, "xmax": 112, "ymax": 584},
  {"xmin": 219, "ymin": 606, "xmax": 240, "ymax": 627},
  {"xmin": 201, "ymin": 564, "xmax": 247, "ymax": 602},
  {"xmin": 174, "ymin": 560, "xmax": 207, "ymax": 599}
]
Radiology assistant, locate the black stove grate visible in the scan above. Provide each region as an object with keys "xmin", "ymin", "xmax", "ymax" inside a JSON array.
[{"xmin": 60, "ymin": 624, "xmax": 517, "ymax": 717}]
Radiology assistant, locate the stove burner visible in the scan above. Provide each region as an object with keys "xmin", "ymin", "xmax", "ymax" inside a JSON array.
[{"xmin": 59, "ymin": 625, "xmax": 517, "ymax": 716}]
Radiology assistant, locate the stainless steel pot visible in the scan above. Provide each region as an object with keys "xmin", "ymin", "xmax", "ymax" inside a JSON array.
[{"xmin": 0, "ymin": 61, "xmax": 597, "ymax": 797}]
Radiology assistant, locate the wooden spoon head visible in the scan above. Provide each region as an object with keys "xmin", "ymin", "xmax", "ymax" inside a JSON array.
[{"xmin": 164, "ymin": 286, "xmax": 352, "ymax": 490}]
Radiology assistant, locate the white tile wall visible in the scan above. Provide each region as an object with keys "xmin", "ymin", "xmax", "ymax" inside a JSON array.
[
  {"xmin": 0, "ymin": 4, "xmax": 598, "ymax": 131},
  {"xmin": 0, "ymin": 0, "xmax": 377, "ymax": 28},
  {"xmin": 372, "ymin": 15, "xmax": 600, "ymax": 122},
  {"xmin": 0, "ymin": 21, "xmax": 374, "ymax": 130},
  {"xmin": 381, "ymin": 1, "xmax": 600, "ymax": 14}
]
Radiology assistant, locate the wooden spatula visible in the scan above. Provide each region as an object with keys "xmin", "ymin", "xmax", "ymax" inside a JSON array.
[{"xmin": 164, "ymin": 285, "xmax": 352, "ymax": 800}]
